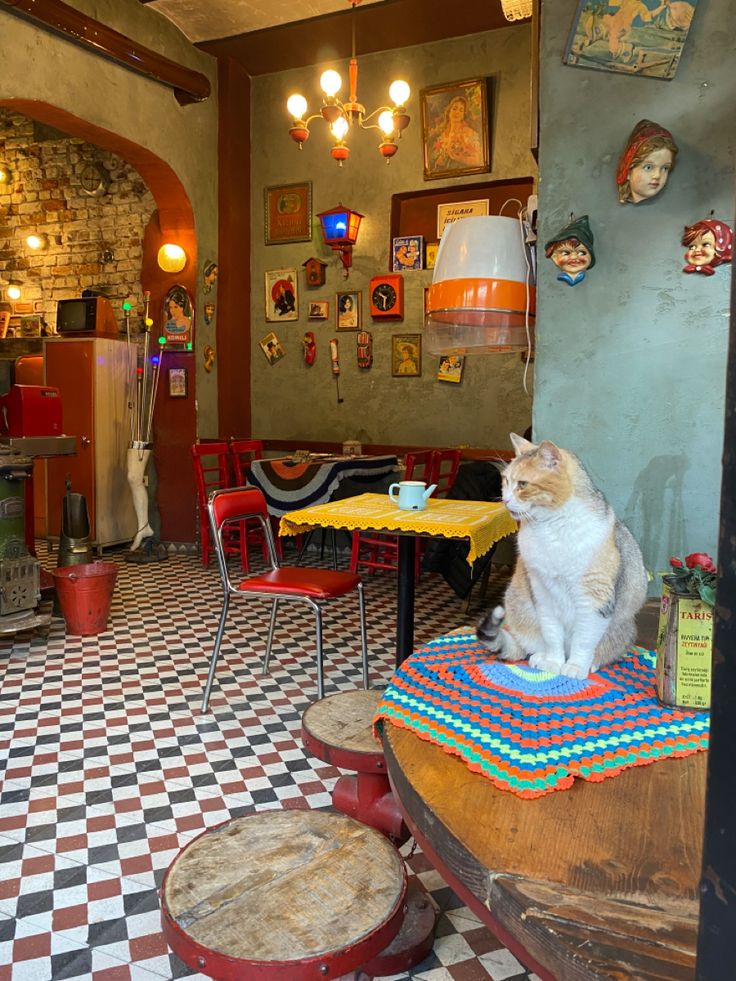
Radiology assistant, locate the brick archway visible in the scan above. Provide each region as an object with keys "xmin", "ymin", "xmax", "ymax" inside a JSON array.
[{"xmin": 0, "ymin": 99, "xmax": 197, "ymax": 543}]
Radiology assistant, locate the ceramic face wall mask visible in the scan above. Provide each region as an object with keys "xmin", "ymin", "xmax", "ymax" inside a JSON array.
[
  {"xmin": 544, "ymin": 214, "xmax": 596, "ymax": 286},
  {"xmin": 616, "ymin": 119, "xmax": 678, "ymax": 205},
  {"xmin": 682, "ymin": 219, "xmax": 733, "ymax": 276}
]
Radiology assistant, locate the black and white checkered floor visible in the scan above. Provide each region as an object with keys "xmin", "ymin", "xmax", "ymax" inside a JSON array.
[{"xmin": 0, "ymin": 543, "xmax": 540, "ymax": 981}]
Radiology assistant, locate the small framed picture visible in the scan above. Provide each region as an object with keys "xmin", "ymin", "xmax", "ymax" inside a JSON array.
[
  {"xmin": 168, "ymin": 367, "xmax": 188, "ymax": 398},
  {"xmin": 425, "ymin": 242, "xmax": 439, "ymax": 269},
  {"xmin": 336, "ymin": 291, "xmax": 361, "ymax": 331},
  {"xmin": 437, "ymin": 355, "xmax": 465, "ymax": 384},
  {"xmin": 308, "ymin": 300, "xmax": 329, "ymax": 320},
  {"xmin": 391, "ymin": 334, "xmax": 421, "ymax": 377},
  {"xmin": 260, "ymin": 331, "xmax": 285, "ymax": 365},
  {"xmin": 392, "ymin": 236, "xmax": 424, "ymax": 272},
  {"xmin": 265, "ymin": 268, "xmax": 298, "ymax": 322},
  {"xmin": 420, "ymin": 77, "xmax": 491, "ymax": 181},
  {"xmin": 264, "ymin": 181, "xmax": 312, "ymax": 244}
]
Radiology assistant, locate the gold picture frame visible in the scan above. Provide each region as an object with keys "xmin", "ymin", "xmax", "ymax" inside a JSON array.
[
  {"xmin": 420, "ymin": 78, "xmax": 490, "ymax": 181},
  {"xmin": 336, "ymin": 291, "xmax": 361, "ymax": 331}
]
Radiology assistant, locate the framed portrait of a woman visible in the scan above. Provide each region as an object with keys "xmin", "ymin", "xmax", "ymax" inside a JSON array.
[{"xmin": 420, "ymin": 78, "xmax": 490, "ymax": 181}]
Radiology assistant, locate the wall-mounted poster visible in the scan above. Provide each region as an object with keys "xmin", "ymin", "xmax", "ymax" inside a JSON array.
[
  {"xmin": 392, "ymin": 236, "xmax": 424, "ymax": 271},
  {"xmin": 260, "ymin": 331, "xmax": 285, "ymax": 365},
  {"xmin": 168, "ymin": 367, "xmax": 188, "ymax": 398},
  {"xmin": 265, "ymin": 182, "xmax": 312, "ymax": 244},
  {"xmin": 437, "ymin": 199, "xmax": 489, "ymax": 239},
  {"xmin": 391, "ymin": 334, "xmax": 421, "ymax": 377},
  {"xmin": 437, "ymin": 355, "xmax": 465, "ymax": 384},
  {"xmin": 563, "ymin": 0, "xmax": 698, "ymax": 80},
  {"xmin": 420, "ymin": 78, "xmax": 490, "ymax": 181},
  {"xmin": 162, "ymin": 285, "xmax": 194, "ymax": 348},
  {"xmin": 265, "ymin": 269, "xmax": 298, "ymax": 322}
]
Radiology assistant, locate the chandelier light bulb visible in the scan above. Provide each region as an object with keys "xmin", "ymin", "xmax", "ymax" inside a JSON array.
[
  {"xmin": 6, "ymin": 283, "xmax": 22, "ymax": 300},
  {"xmin": 286, "ymin": 93, "xmax": 308, "ymax": 120},
  {"xmin": 320, "ymin": 69, "xmax": 342, "ymax": 98},
  {"xmin": 389, "ymin": 79, "xmax": 410, "ymax": 107},
  {"xmin": 378, "ymin": 111, "xmax": 395, "ymax": 136},
  {"xmin": 331, "ymin": 116, "xmax": 349, "ymax": 141}
]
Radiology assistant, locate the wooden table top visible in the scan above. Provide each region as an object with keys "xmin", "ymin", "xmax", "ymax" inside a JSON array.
[{"xmin": 382, "ymin": 602, "xmax": 706, "ymax": 981}]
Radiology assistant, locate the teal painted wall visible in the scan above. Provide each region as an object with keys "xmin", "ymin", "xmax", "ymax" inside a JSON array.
[{"xmin": 536, "ymin": 0, "xmax": 734, "ymax": 587}]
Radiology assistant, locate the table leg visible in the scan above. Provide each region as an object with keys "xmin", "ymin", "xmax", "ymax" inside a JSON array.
[{"xmin": 396, "ymin": 536, "xmax": 416, "ymax": 667}]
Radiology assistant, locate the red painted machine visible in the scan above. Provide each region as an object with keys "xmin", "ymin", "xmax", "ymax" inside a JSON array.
[{"xmin": 0, "ymin": 384, "xmax": 62, "ymax": 437}]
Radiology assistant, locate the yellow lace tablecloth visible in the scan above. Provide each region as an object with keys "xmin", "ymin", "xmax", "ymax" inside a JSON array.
[{"xmin": 279, "ymin": 493, "xmax": 517, "ymax": 565}]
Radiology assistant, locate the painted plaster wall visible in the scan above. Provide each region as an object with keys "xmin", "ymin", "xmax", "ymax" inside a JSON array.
[
  {"xmin": 250, "ymin": 27, "xmax": 537, "ymax": 450},
  {"xmin": 0, "ymin": 0, "xmax": 220, "ymax": 435},
  {"xmin": 536, "ymin": 0, "xmax": 734, "ymax": 584}
]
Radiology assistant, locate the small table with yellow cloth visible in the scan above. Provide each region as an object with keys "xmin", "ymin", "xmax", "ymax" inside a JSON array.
[{"xmin": 280, "ymin": 493, "xmax": 517, "ymax": 666}]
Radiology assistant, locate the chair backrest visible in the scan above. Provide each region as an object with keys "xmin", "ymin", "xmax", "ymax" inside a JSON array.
[
  {"xmin": 404, "ymin": 450, "xmax": 434, "ymax": 484},
  {"xmin": 230, "ymin": 438, "xmax": 264, "ymax": 484},
  {"xmin": 208, "ymin": 486, "xmax": 277, "ymax": 579},
  {"xmin": 431, "ymin": 449, "xmax": 462, "ymax": 498},
  {"xmin": 191, "ymin": 442, "xmax": 232, "ymax": 509}
]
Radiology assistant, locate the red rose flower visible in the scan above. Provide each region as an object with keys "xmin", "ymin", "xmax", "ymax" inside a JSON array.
[
  {"xmin": 669, "ymin": 557, "xmax": 683, "ymax": 569},
  {"xmin": 685, "ymin": 552, "xmax": 716, "ymax": 573}
]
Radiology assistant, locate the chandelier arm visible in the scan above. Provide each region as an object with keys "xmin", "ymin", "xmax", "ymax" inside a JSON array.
[{"xmin": 359, "ymin": 105, "xmax": 392, "ymax": 128}]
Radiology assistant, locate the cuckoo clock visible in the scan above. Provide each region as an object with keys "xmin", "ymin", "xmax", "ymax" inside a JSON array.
[{"xmin": 303, "ymin": 257, "xmax": 328, "ymax": 288}]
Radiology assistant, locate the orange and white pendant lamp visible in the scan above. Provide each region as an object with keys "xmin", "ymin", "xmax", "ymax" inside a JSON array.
[{"xmin": 425, "ymin": 216, "xmax": 535, "ymax": 354}]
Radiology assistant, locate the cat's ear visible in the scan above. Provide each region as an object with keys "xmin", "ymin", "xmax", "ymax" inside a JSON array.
[
  {"xmin": 510, "ymin": 432, "xmax": 536, "ymax": 456},
  {"xmin": 537, "ymin": 441, "xmax": 562, "ymax": 469}
]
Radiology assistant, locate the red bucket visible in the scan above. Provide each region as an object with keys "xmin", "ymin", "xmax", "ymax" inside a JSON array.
[{"xmin": 52, "ymin": 562, "xmax": 118, "ymax": 636}]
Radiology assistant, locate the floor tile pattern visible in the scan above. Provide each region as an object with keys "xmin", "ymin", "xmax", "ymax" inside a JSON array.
[{"xmin": 0, "ymin": 543, "xmax": 539, "ymax": 981}]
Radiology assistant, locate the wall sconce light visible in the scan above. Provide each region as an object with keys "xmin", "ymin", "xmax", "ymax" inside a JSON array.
[
  {"xmin": 6, "ymin": 282, "xmax": 22, "ymax": 301},
  {"xmin": 26, "ymin": 233, "xmax": 48, "ymax": 250},
  {"xmin": 157, "ymin": 243, "xmax": 187, "ymax": 273},
  {"xmin": 316, "ymin": 203, "xmax": 364, "ymax": 278},
  {"xmin": 425, "ymin": 215, "xmax": 535, "ymax": 354},
  {"xmin": 0, "ymin": 165, "xmax": 11, "ymax": 185}
]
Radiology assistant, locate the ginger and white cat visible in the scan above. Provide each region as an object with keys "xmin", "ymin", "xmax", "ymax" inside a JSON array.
[{"xmin": 477, "ymin": 433, "xmax": 647, "ymax": 678}]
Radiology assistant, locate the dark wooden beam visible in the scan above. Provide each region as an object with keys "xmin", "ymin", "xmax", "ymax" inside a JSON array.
[{"xmin": 198, "ymin": 0, "xmax": 521, "ymax": 76}]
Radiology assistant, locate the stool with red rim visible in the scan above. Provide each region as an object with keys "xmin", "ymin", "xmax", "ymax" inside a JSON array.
[
  {"xmin": 160, "ymin": 810, "xmax": 407, "ymax": 981},
  {"xmin": 302, "ymin": 690, "xmax": 437, "ymax": 975}
]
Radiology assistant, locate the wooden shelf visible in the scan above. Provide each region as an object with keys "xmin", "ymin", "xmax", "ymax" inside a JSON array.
[{"xmin": 389, "ymin": 176, "xmax": 535, "ymax": 269}]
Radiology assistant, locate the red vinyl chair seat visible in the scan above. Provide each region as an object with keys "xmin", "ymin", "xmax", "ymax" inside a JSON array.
[{"xmin": 237, "ymin": 568, "xmax": 362, "ymax": 599}]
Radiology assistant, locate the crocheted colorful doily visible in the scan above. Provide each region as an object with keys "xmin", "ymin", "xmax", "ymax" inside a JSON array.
[{"xmin": 373, "ymin": 633, "xmax": 709, "ymax": 799}]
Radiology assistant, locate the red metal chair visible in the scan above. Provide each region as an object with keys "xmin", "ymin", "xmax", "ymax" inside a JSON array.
[
  {"xmin": 201, "ymin": 486, "xmax": 369, "ymax": 712},
  {"xmin": 191, "ymin": 442, "xmax": 243, "ymax": 568},
  {"xmin": 430, "ymin": 449, "xmax": 462, "ymax": 499},
  {"xmin": 349, "ymin": 450, "xmax": 434, "ymax": 577}
]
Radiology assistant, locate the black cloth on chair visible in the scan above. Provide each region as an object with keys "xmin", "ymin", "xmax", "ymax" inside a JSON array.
[{"xmin": 421, "ymin": 461, "xmax": 504, "ymax": 599}]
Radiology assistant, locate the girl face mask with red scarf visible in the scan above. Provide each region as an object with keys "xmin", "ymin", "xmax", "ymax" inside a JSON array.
[{"xmin": 681, "ymin": 219, "xmax": 733, "ymax": 276}]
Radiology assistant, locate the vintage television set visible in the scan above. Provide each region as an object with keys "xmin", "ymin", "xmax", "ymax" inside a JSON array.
[{"xmin": 56, "ymin": 296, "xmax": 119, "ymax": 338}]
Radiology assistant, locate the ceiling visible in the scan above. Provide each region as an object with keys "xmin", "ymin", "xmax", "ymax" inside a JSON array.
[
  {"xmin": 138, "ymin": 0, "xmax": 522, "ymax": 75},
  {"xmin": 139, "ymin": 0, "xmax": 386, "ymax": 44}
]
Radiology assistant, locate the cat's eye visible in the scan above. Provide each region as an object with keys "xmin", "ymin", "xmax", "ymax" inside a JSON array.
[{"xmin": 516, "ymin": 480, "xmax": 528, "ymax": 489}]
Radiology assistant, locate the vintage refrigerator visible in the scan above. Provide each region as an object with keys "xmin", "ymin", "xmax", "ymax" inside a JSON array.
[{"xmin": 44, "ymin": 337, "xmax": 137, "ymax": 549}]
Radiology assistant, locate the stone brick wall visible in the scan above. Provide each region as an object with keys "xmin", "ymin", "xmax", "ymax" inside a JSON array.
[{"xmin": 0, "ymin": 109, "xmax": 155, "ymax": 333}]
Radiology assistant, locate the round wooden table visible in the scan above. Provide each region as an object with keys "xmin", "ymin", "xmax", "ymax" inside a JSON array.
[
  {"xmin": 161, "ymin": 810, "xmax": 407, "ymax": 980},
  {"xmin": 383, "ymin": 710, "xmax": 705, "ymax": 981}
]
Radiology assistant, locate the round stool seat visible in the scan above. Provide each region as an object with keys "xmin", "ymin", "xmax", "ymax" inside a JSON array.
[
  {"xmin": 302, "ymin": 689, "xmax": 384, "ymax": 772},
  {"xmin": 161, "ymin": 810, "xmax": 407, "ymax": 980}
]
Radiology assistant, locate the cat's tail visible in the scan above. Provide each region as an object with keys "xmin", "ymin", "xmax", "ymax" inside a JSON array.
[{"xmin": 476, "ymin": 606, "xmax": 505, "ymax": 652}]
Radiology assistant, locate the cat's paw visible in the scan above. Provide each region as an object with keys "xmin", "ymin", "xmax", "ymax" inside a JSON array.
[
  {"xmin": 529, "ymin": 652, "xmax": 564, "ymax": 673},
  {"xmin": 560, "ymin": 661, "xmax": 591, "ymax": 679},
  {"xmin": 476, "ymin": 606, "xmax": 505, "ymax": 652}
]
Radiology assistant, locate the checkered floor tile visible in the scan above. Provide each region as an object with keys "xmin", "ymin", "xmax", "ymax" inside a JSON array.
[{"xmin": 0, "ymin": 542, "xmax": 539, "ymax": 980}]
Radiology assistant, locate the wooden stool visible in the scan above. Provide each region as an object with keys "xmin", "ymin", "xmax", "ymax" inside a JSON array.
[
  {"xmin": 161, "ymin": 810, "xmax": 406, "ymax": 980},
  {"xmin": 302, "ymin": 690, "xmax": 408, "ymax": 843},
  {"xmin": 302, "ymin": 690, "xmax": 437, "ymax": 976}
]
